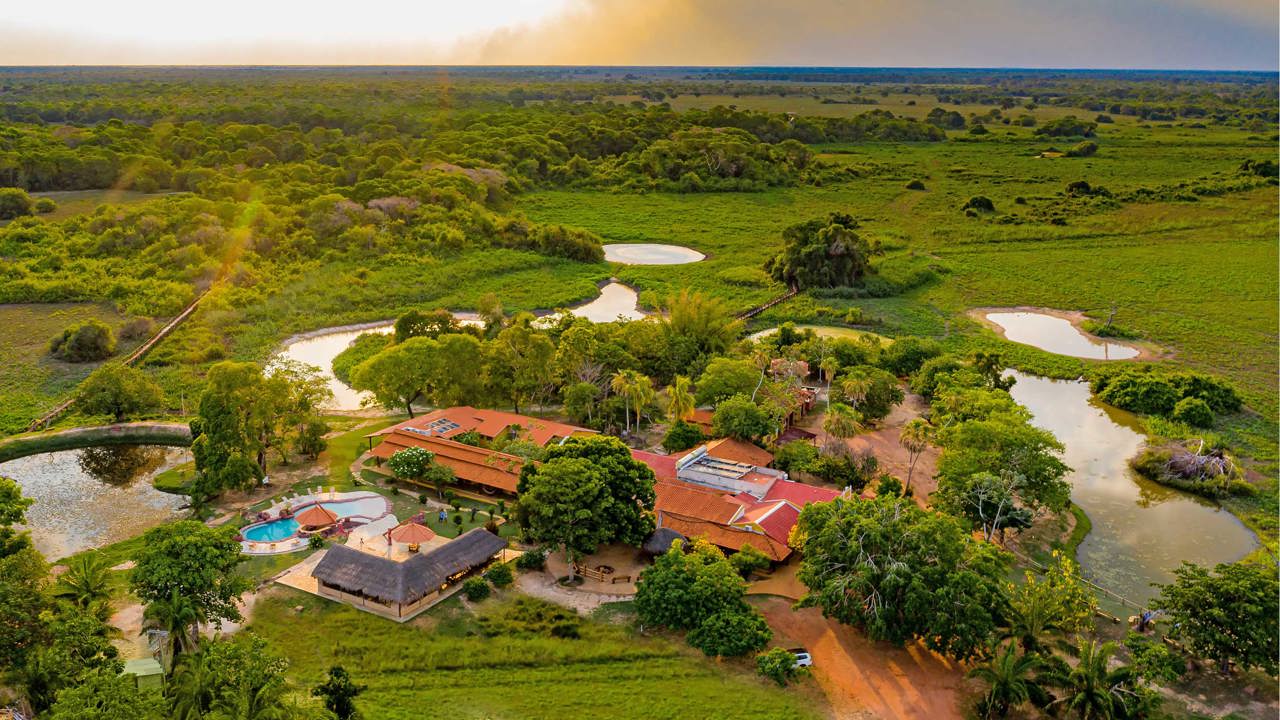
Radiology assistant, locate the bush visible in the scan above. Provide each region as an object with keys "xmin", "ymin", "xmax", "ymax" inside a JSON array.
[
  {"xmin": 308, "ymin": 534, "xmax": 326, "ymax": 550},
  {"xmin": 516, "ymin": 548, "xmax": 547, "ymax": 571},
  {"xmin": 729, "ymin": 544, "xmax": 772, "ymax": 578},
  {"xmin": 50, "ymin": 319, "xmax": 117, "ymax": 362},
  {"xmin": 477, "ymin": 597, "xmax": 582, "ymax": 639},
  {"xmin": 462, "ymin": 576, "xmax": 491, "ymax": 601},
  {"xmin": 33, "ymin": 197, "xmax": 57, "ymax": 214},
  {"xmin": 772, "ymin": 440, "xmax": 818, "ymax": 474},
  {"xmin": 687, "ymin": 609, "xmax": 772, "ymax": 657},
  {"xmin": 75, "ymin": 363, "xmax": 165, "ymax": 421},
  {"xmin": 879, "ymin": 337, "xmax": 942, "ymax": 376},
  {"xmin": 961, "ymin": 196, "xmax": 995, "ymax": 213},
  {"xmin": 757, "ymin": 647, "xmax": 801, "ymax": 687},
  {"xmin": 876, "ymin": 474, "xmax": 904, "ymax": 497},
  {"xmin": 662, "ymin": 420, "xmax": 706, "ymax": 453},
  {"xmin": 0, "ymin": 187, "xmax": 34, "ymax": 219},
  {"xmin": 905, "ymin": 179, "xmax": 926, "ymax": 190},
  {"xmin": 1081, "ymin": 319, "xmax": 1139, "ymax": 339},
  {"xmin": 117, "ymin": 317, "xmax": 155, "ymax": 341},
  {"xmin": 485, "ymin": 562, "xmax": 515, "ymax": 588},
  {"xmin": 1035, "ymin": 116, "xmax": 1098, "ymax": 138},
  {"xmin": 1171, "ymin": 397, "xmax": 1214, "ymax": 428},
  {"xmin": 1066, "ymin": 140, "xmax": 1099, "ymax": 157}
]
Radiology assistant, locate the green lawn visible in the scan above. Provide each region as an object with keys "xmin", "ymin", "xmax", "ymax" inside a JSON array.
[{"xmin": 250, "ymin": 587, "xmax": 823, "ymax": 720}]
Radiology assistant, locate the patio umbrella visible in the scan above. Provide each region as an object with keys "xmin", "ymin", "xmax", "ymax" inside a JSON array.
[
  {"xmin": 388, "ymin": 521, "xmax": 436, "ymax": 545},
  {"xmin": 295, "ymin": 504, "xmax": 339, "ymax": 529}
]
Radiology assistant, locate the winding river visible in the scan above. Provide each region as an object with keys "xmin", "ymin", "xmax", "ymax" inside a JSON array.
[
  {"xmin": 1007, "ymin": 372, "xmax": 1257, "ymax": 609},
  {"xmin": 0, "ymin": 445, "xmax": 190, "ymax": 559}
]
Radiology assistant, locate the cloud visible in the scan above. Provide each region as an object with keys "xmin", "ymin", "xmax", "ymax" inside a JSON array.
[{"xmin": 0, "ymin": 0, "xmax": 1274, "ymax": 68}]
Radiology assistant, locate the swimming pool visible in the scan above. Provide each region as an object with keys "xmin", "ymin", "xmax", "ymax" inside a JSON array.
[{"xmin": 241, "ymin": 498, "xmax": 388, "ymax": 543}]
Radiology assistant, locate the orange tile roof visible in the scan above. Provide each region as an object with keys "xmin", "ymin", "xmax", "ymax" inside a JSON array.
[
  {"xmin": 371, "ymin": 432, "xmax": 526, "ymax": 494},
  {"xmin": 688, "ymin": 408, "xmax": 715, "ymax": 433},
  {"xmin": 654, "ymin": 480, "xmax": 741, "ymax": 524},
  {"xmin": 660, "ymin": 515, "xmax": 792, "ymax": 562},
  {"xmin": 703, "ymin": 437, "xmax": 775, "ymax": 467},
  {"xmin": 631, "ymin": 449, "xmax": 679, "ymax": 481},
  {"xmin": 372, "ymin": 406, "xmax": 594, "ymax": 447},
  {"xmin": 295, "ymin": 505, "xmax": 339, "ymax": 527}
]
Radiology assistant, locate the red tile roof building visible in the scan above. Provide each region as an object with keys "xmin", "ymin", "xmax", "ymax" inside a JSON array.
[
  {"xmin": 372, "ymin": 406, "xmax": 595, "ymax": 448},
  {"xmin": 370, "ymin": 432, "xmax": 526, "ymax": 494}
]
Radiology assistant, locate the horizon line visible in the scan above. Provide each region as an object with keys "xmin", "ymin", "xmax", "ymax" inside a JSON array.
[{"xmin": 1, "ymin": 63, "xmax": 1276, "ymax": 73}]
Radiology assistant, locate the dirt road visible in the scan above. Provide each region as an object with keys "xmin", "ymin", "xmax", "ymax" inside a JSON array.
[{"xmin": 755, "ymin": 597, "xmax": 968, "ymax": 720}]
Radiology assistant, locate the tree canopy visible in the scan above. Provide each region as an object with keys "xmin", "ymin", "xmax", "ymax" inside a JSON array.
[{"xmin": 765, "ymin": 213, "xmax": 882, "ymax": 289}]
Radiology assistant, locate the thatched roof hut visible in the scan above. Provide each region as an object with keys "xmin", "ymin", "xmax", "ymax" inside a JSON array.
[
  {"xmin": 312, "ymin": 528, "xmax": 506, "ymax": 605},
  {"xmin": 642, "ymin": 527, "xmax": 685, "ymax": 556}
]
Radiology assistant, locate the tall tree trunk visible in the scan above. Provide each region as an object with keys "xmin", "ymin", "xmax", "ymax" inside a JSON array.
[{"xmin": 565, "ymin": 545, "xmax": 576, "ymax": 582}]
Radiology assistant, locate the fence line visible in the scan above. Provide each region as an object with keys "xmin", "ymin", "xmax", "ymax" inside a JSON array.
[
  {"xmin": 26, "ymin": 288, "xmax": 212, "ymax": 432},
  {"xmin": 736, "ymin": 288, "xmax": 798, "ymax": 321}
]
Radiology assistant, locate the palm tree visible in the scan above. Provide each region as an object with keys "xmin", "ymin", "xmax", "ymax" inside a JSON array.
[
  {"xmin": 169, "ymin": 645, "xmax": 217, "ymax": 720},
  {"xmin": 898, "ymin": 418, "xmax": 934, "ymax": 494},
  {"xmin": 823, "ymin": 402, "xmax": 862, "ymax": 439},
  {"xmin": 53, "ymin": 551, "xmax": 112, "ymax": 610},
  {"xmin": 1042, "ymin": 637, "xmax": 1144, "ymax": 720},
  {"xmin": 967, "ymin": 643, "xmax": 1049, "ymax": 718},
  {"xmin": 626, "ymin": 373, "xmax": 655, "ymax": 431},
  {"xmin": 841, "ymin": 376, "xmax": 872, "ymax": 413},
  {"xmin": 610, "ymin": 370, "xmax": 633, "ymax": 433},
  {"xmin": 819, "ymin": 357, "xmax": 839, "ymax": 410},
  {"xmin": 143, "ymin": 589, "xmax": 206, "ymax": 663},
  {"xmin": 667, "ymin": 375, "xmax": 696, "ymax": 423},
  {"xmin": 1002, "ymin": 582, "xmax": 1072, "ymax": 654}
]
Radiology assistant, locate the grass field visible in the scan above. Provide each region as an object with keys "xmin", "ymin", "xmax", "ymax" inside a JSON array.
[
  {"xmin": 250, "ymin": 587, "xmax": 823, "ymax": 720},
  {"xmin": 0, "ymin": 303, "xmax": 152, "ymax": 434}
]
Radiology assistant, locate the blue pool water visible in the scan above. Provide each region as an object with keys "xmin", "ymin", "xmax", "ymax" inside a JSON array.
[{"xmin": 242, "ymin": 500, "xmax": 377, "ymax": 543}]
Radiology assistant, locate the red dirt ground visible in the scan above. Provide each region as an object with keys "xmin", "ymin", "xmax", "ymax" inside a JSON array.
[{"xmin": 755, "ymin": 596, "xmax": 968, "ymax": 720}]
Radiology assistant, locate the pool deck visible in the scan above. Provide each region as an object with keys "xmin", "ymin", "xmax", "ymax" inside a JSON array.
[{"xmin": 239, "ymin": 489, "xmax": 392, "ymax": 556}]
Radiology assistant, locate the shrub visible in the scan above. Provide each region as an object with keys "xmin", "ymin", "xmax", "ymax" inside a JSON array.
[
  {"xmin": 516, "ymin": 548, "xmax": 547, "ymax": 571},
  {"xmin": 879, "ymin": 337, "xmax": 942, "ymax": 376},
  {"xmin": 462, "ymin": 576, "xmax": 491, "ymax": 601},
  {"xmin": 757, "ymin": 647, "xmax": 801, "ymax": 686},
  {"xmin": 0, "ymin": 187, "xmax": 34, "ymax": 219},
  {"xmin": 1171, "ymin": 397, "xmax": 1214, "ymax": 428},
  {"xmin": 772, "ymin": 440, "xmax": 818, "ymax": 474},
  {"xmin": 117, "ymin": 317, "xmax": 155, "ymax": 341},
  {"xmin": 687, "ymin": 609, "xmax": 772, "ymax": 657},
  {"xmin": 1081, "ymin": 320, "xmax": 1139, "ymax": 339},
  {"xmin": 308, "ymin": 534, "xmax": 326, "ymax": 550},
  {"xmin": 905, "ymin": 179, "xmax": 926, "ymax": 190},
  {"xmin": 33, "ymin": 197, "xmax": 57, "ymax": 214},
  {"xmin": 1035, "ymin": 116, "xmax": 1098, "ymax": 138},
  {"xmin": 729, "ymin": 544, "xmax": 772, "ymax": 578},
  {"xmin": 876, "ymin": 474, "xmax": 904, "ymax": 497},
  {"xmin": 485, "ymin": 562, "xmax": 515, "ymax": 588},
  {"xmin": 75, "ymin": 363, "xmax": 165, "ymax": 421},
  {"xmin": 662, "ymin": 420, "xmax": 705, "ymax": 453},
  {"xmin": 1066, "ymin": 140, "xmax": 1099, "ymax": 157},
  {"xmin": 50, "ymin": 319, "xmax": 117, "ymax": 362},
  {"xmin": 1095, "ymin": 114, "xmax": 1114, "ymax": 123},
  {"xmin": 962, "ymin": 196, "xmax": 995, "ymax": 213},
  {"xmin": 477, "ymin": 597, "xmax": 582, "ymax": 639}
]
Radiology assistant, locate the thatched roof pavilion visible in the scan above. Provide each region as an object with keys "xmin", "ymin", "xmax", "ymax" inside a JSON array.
[
  {"xmin": 311, "ymin": 528, "xmax": 506, "ymax": 617},
  {"xmin": 642, "ymin": 527, "xmax": 685, "ymax": 555}
]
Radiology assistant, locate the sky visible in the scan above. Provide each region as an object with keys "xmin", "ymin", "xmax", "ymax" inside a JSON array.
[{"xmin": 1, "ymin": 0, "xmax": 1276, "ymax": 70}]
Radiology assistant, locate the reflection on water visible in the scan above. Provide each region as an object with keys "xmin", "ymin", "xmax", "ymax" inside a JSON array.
[
  {"xmin": 1008, "ymin": 372, "xmax": 1256, "ymax": 609},
  {"xmin": 1, "ymin": 446, "xmax": 190, "ymax": 559},
  {"xmin": 986, "ymin": 311, "xmax": 1139, "ymax": 360},
  {"xmin": 603, "ymin": 243, "xmax": 705, "ymax": 265},
  {"xmin": 78, "ymin": 445, "xmax": 167, "ymax": 486},
  {"xmin": 569, "ymin": 282, "xmax": 646, "ymax": 323}
]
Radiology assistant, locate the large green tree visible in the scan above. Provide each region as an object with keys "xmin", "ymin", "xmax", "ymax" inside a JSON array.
[
  {"xmin": 189, "ymin": 361, "xmax": 273, "ymax": 496},
  {"xmin": 795, "ymin": 495, "xmax": 1010, "ymax": 661},
  {"xmin": 515, "ymin": 456, "xmax": 613, "ymax": 581},
  {"xmin": 488, "ymin": 321, "xmax": 556, "ymax": 414},
  {"xmin": 1154, "ymin": 560, "xmax": 1279, "ymax": 674},
  {"xmin": 764, "ymin": 212, "xmax": 882, "ymax": 289},
  {"xmin": 535, "ymin": 436, "xmax": 657, "ymax": 546},
  {"xmin": 129, "ymin": 520, "xmax": 249, "ymax": 629},
  {"xmin": 75, "ymin": 363, "xmax": 166, "ymax": 421},
  {"xmin": 46, "ymin": 669, "xmax": 163, "ymax": 720}
]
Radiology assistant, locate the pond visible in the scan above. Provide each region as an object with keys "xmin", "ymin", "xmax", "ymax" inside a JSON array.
[
  {"xmin": 747, "ymin": 324, "xmax": 892, "ymax": 345},
  {"xmin": 1008, "ymin": 372, "xmax": 1256, "ymax": 610},
  {"xmin": 603, "ymin": 243, "xmax": 705, "ymax": 265},
  {"xmin": 568, "ymin": 281, "xmax": 646, "ymax": 323},
  {"xmin": 983, "ymin": 310, "xmax": 1140, "ymax": 360},
  {"xmin": 0, "ymin": 445, "xmax": 190, "ymax": 559}
]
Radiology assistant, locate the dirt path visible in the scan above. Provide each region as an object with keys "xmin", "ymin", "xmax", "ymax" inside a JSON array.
[
  {"xmin": 514, "ymin": 571, "xmax": 633, "ymax": 614},
  {"xmin": 756, "ymin": 597, "xmax": 968, "ymax": 720},
  {"xmin": 802, "ymin": 393, "xmax": 941, "ymax": 504}
]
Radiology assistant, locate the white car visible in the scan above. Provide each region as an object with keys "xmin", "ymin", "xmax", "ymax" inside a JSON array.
[{"xmin": 790, "ymin": 649, "xmax": 813, "ymax": 668}]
